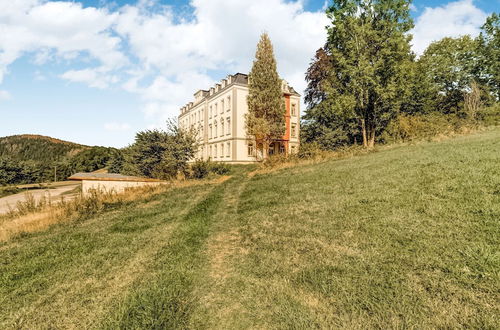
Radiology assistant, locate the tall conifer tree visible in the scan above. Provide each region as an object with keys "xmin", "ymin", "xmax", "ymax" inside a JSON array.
[{"xmin": 246, "ymin": 33, "xmax": 285, "ymax": 158}]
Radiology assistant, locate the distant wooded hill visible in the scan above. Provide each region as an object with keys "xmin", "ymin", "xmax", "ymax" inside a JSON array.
[
  {"xmin": 0, "ymin": 135, "xmax": 121, "ymax": 185},
  {"xmin": 0, "ymin": 134, "xmax": 89, "ymax": 163}
]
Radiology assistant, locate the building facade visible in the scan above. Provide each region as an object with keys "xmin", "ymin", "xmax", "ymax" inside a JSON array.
[{"xmin": 179, "ymin": 73, "xmax": 300, "ymax": 163}]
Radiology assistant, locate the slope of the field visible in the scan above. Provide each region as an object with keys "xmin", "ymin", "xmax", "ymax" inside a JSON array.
[
  {"xmin": 0, "ymin": 134, "xmax": 88, "ymax": 162},
  {"xmin": 1, "ymin": 129, "xmax": 499, "ymax": 328}
]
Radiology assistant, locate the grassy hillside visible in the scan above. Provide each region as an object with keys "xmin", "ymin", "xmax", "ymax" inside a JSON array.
[
  {"xmin": 0, "ymin": 134, "xmax": 88, "ymax": 163},
  {"xmin": 1, "ymin": 129, "xmax": 499, "ymax": 328}
]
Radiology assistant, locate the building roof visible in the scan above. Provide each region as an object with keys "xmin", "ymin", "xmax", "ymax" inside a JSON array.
[
  {"xmin": 180, "ymin": 72, "xmax": 300, "ymax": 115},
  {"xmin": 230, "ymin": 73, "xmax": 300, "ymax": 96},
  {"xmin": 68, "ymin": 173, "xmax": 164, "ymax": 183}
]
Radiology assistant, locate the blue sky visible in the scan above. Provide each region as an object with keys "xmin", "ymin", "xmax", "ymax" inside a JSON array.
[{"xmin": 0, "ymin": 0, "xmax": 497, "ymax": 147}]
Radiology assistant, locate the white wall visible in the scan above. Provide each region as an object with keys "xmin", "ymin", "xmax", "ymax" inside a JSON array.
[{"xmin": 82, "ymin": 180, "xmax": 163, "ymax": 196}]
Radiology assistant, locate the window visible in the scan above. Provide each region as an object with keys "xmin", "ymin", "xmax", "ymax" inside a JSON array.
[
  {"xmin": 220, "ymin": 143, "xmax": 224, "ymax": 157},
  {"xmin": 214, "ymin": 104, "xmax": 218, "ymax": 116},
  {"xmin": 227, "ymin": 96, "xmax": 231, "ymax": 111},
  {"xmin": 221, "ymin": 100, "xmax": 224, "ymax": 114},
  {"xmin": 247, "ymin": 142, "xmax": 254, "ymax": 156},
  {"xmin": 214, "ymin": 122, "xmax": 218, "ymax": 138},
  {"xmin": 291, "ymin": 104, "xmax": 296, "ymax": 116},
  {"xmin": 226, "ymin": 117, "xmax": 231, "ymax": 135},
  {"xmin": 209, "ymin": 106, "xmax": 212, "ymax": 118},
  {"xmin": 214, "ymin": 144, "xmax": 217, "ymax": 158},
  {"xmin": 279, "ymin": 144, "xmax": 285, "ymax": 154},
  {"xmin": 226, "ymin": 142, "xmax": 231, "ymax": 157},
  {"xmin": 268, "ymin": 143, "xmax": 275, "ymax": 156},
  {"xmin": 209, "ymin": 124, "xmax": 212, "ymax": 139},
  {"xmin": 221, "ymin": 120, "xmax": 224, "ymax": 137},
  {"xmin": 291, "ymin": 145, "xmax": 297, "ymax": 154},
  {"xmin": 291, "ymin": 123, "xmax": 297, "ymax": 138}
]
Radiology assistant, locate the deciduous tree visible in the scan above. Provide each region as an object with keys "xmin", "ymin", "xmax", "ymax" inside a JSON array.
[
  {"xmin": 478, "ymin": 13, "xmax": 500, "ymax": 99},
  {"xmin": 322, "ymin": 0, "xmax": 414, "ymax": 148},
  {"xmin": 302, "ymin": 48, "xmax": 359, "ymax": 149},
  {"xmin": 418, "ymin": 36, "xmax": 479, "ymax": 115}
]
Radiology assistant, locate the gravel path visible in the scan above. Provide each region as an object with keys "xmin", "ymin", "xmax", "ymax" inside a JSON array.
[{"xmin": 0, "ymin": 184, "xmax": 80, "ymax": 215}]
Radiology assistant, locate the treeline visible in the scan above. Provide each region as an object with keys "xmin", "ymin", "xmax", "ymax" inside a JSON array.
[
  {"xmin": 0, "ymin": 144, "xmax": 119, "ymax": 185},
  {"xmin": 0, "ymin": 123, "xmax": 204, "ymax": 185},
  {"xmin": 302, "ymin": 1, "xmax": 499, "ymax": 150}
]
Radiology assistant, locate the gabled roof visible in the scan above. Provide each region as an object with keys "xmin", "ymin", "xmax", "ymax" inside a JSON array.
[{"xmin": 68, "ymin": 173, "xmax": 164, "ymax": 182}]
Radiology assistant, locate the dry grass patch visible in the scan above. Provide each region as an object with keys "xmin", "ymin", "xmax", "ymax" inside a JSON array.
[
  {"xmin": 0, "ymin": 175, "xmax": 231, "ymax": 242},
  {"xmin": 0, "ymin": 208, "xmax": 66, "ymax": 242}
]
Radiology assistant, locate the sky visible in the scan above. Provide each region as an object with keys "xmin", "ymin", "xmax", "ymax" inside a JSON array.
[{"xmin": 0, "ymin": 0, "xmax": 497, "ymax": 147}]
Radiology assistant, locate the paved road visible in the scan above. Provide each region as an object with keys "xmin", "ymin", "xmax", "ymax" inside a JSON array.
[{"xmin": 0, "ymin": 184, "xmax": 80, "ymax": 215}]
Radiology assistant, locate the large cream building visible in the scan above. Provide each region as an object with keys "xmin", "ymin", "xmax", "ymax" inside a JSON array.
[{"xmin": 179, "ymin": 73, "xmax": 300, "ymax": 163}]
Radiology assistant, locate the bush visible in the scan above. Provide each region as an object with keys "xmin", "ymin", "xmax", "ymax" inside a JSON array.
[
  {"xmin": 261, "ymin": 154, "xmax": 290, "ymax": 168},
  {"xmin": 381, "ymin": 113, "xmax": 467, "ymax": 143},
  {"xmin": 190, "ymin": 160, "xmax": 210, "ymax": 179},
  {"xmin": 209, "ymin": 162, "xmax": 230, "ymax": 175},
  {"xmin": 480, "ymin": 103, "xmax": 500, "ymax": 126},
  {"xmin": 297, "ymin": 142, "xmax": 324, "ymax": 159},
  {"xmin": 187, "ymin": 160, "xmax": 230, "ymax": 179},
  {"xmin": 123, "ymin": 119, "xmax": 197, "ymax": 180}
]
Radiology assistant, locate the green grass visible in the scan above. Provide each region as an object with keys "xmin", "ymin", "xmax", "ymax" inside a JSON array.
[{"xmin": 1, "ymin": 129, "xmax": 499, "ymax": 328}]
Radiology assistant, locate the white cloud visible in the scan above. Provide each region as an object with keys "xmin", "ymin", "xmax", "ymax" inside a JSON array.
[
  {"xmin": 0, "ymin": 90, "xmax": 11, "ymax": 100},
  {"xmin": 115, "ymin": 0, "xmax": 328, "ymax": 124},
  {"xmin": 1, "ymin": 0, "xmax": 494, "ymax": 130},
  {"xmin": 0, "ymin": 0, "xmax": 127, "ymax": 83},
  {"xmin": 60, "ymin": 67, "xmax": 118, "ymax": 89},
  {"xmin": 411, "ymin": 0, "xmax": 488, "ymax": 55},
  {"xmin": 104, "ymin": 122, "xmax": 131, "ymax": 131},
  {"xmin": 0, "ymin": 0, "xmax": 328, "ymax": 124}
]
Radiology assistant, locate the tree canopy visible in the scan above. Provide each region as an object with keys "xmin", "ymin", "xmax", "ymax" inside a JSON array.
[
  {"xmin": 303, "ymin": 2, "xmax": 500, "ymax": 149},
  {"xmin": 308, "ymin": 0, "xmax": 414, "ymax": 148},
  {"xmin": 123, "ymin": 120, "xmax": 197, "ymax": 180}
]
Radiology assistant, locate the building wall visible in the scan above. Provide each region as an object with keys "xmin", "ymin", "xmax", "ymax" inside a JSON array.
[
  {"xmin": 179, "ymin": 75, "xmax": 301, "ymax": 163},
  {"xmin": 81, "ymin": 180, "xmax": 163, "ymax": 196}
]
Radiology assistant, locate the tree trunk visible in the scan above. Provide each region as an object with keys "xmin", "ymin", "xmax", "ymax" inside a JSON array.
[
  {"xmin": 367, "ymin": 122, "xmax": 376, "ymax": 148},
  {"xmin": 361, "ymin": 118, "xmax": 368, "ymax": 148}
]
